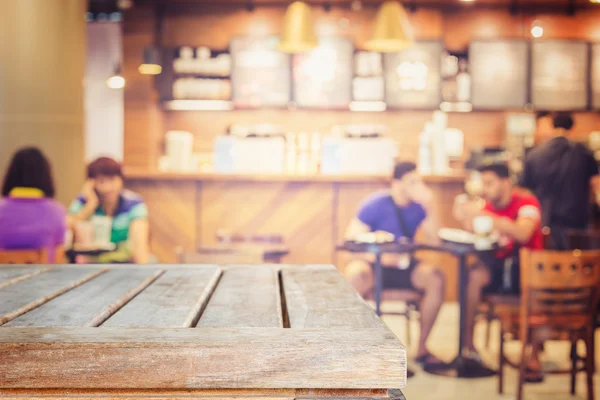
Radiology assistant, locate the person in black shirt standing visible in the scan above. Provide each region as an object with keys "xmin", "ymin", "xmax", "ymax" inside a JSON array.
[{"xmin": 520, "ymin": 112, "xmax": 600, "ymax": 247}]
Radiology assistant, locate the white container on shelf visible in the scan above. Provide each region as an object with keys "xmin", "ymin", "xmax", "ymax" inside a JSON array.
[
  {"xmin": 213, "ymin": 135, "xmax": 286, "ymax": 174},
  {"xmin": 321, "ymin": 136, "xmax": 397, "ymax": 175},
  {"xmin": 166, "ymin": 130, "xmax": 194, "ymax": 172}
]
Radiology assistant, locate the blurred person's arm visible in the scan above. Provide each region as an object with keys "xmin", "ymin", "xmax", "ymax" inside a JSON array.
[
  {"xmin": 453, "ymin": 194, "xmax": 477, "ymax": 232},
  {"xmin": 129, "ymin": 202, "xmax": 150, "ymax": 264},
  {"xmin": 129, "ymin": 218, "xmax": 150, "ymax": 264},
  {"xmin": 413, "ymin": 185, "xmax": 440, "ymax": 245},
  {"xmin": 68, "ymin": 180, "xmax": 99, "ymax": 224},
  {"xmin": 344, "ymin": 218, "xmax": 371, "ymax": 241},
  {"xmin": 487, "ymin": 212, "xmax": 538, "ymax": 244}
]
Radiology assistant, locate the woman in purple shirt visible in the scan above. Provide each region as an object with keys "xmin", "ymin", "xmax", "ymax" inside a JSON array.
[{"xmin": 0, "ymin": 147, "xmax": 66, "ymax": 262}]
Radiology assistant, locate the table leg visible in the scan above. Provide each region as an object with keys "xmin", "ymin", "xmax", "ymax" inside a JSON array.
[
  {"xmin": 424, "ymin": 253, "xmax": 496, "ymax": 378},
  {"xmin": 374, "ymin": 252, "xmax": 383, "ymax": 317}
]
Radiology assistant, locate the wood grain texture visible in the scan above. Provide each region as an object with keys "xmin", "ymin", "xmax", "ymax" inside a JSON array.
[
  {"xmin": 5, "ymin": 269, "xmax": 159, "ymax": 327},
  {"xmin": 282, "ymin": 266, "xmax": 384, "ymax": 329},
  {"xmin": 125, "ymin": 180, "xmax": 197, "ymax": 263},
  {"xmin": 198, "ymin": 267, "xmax": 282, "ymax": 327},
  {"xmin": 0, "ymin": 268, "xmax": 106, "ymax": 326},
  {"xmin": 199, "ymin": 182, "xmax": 334, "ymax": 265},
  {"xmin": 103, "ymin": 267, "xmax": 221, "ymax": 327},
  {"xmin": 0, "ymin": 267, "xmax": 50, "ymax": 290},
  {"xmin": 0, "ymin": 327, "xmax": 406, "ymax": 390},
  {"xmin": 0, "ymin": 388, "xmax": 396, "ymax": 399},
  {"xmin": 0, "ymin": 388, "xmax": 389, "ymax": 397}
]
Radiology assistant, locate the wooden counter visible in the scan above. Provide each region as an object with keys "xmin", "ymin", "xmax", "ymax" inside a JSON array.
[
  {"xmin": 0, "ymin": 264, "xmax": 406, "ymax": 398},
  {"xmin": 124, "ymin": 168, "xmax": 467, "ymax": 183},
  {"xmin": 126, "ymin": 170, "xmax": 465, "ymax": 300}
]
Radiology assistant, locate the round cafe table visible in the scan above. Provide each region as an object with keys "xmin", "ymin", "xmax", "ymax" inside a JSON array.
[
  {"xmin": 338, "ymin": 238, "xmax": 502, "ymax": 379},
  {"xmin": 66, "ymin": 243, "xmax": 117, "ymax": 264}
]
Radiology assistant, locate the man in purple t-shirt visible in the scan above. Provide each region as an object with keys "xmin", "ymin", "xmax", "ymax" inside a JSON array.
[{"xmin": 345, "ymin": 161, "xmax": 445, "ymax": 367}]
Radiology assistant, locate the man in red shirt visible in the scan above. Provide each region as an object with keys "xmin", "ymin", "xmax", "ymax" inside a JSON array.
[{"xmin": 454, "ymin": 162, "xmax": 543, "ymax": 378}]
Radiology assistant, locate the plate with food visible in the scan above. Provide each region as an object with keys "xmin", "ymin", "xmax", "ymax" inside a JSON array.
[{"xmin": 438, "ymin": 228, "xmax": 476, "ymax": 244}]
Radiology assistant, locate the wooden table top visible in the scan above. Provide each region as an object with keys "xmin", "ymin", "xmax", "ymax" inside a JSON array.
[{"xmin": 0, "ymin": 264, "xmax": 406, "ymax": 396}]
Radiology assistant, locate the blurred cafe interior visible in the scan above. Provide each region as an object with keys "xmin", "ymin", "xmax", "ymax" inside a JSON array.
[{"xmin": 4, "ymin": 0, "xmax": 600, "ymax": 398}]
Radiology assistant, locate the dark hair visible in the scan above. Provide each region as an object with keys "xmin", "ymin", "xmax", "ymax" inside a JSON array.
[
  {"xmin": 535, "ymin": 111, "xmax": 551, "ymax": 120},
  {"xmin": 553, "ymin": 112, "xmax": 574, "ymax": 131},
  {"xmin": 393, "ymin": 161, "xmax": 417, "ymax": 180},
  {"xmin": 2, "ymin": 147, "xmax": 55, "ymax": 198},
  {"xmin": 477, "ymin": 162, "xmax": 510, "ymax": 179},
  {"xmin": 87, "ymin": 157, "xmax": 123, "ymax": 179}
]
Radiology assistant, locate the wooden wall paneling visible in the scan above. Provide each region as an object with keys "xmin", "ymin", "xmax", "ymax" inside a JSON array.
[
  {"xmin": 123, "ymin": 5, "xmax": 165, "ymax": 170},
  {"xmin": 126, "ymin": 180, "xmax": 197, "ymax": 262},
  {"xmin": 199, "ymin": 182, "xmax": 334, "ymax": 264}
]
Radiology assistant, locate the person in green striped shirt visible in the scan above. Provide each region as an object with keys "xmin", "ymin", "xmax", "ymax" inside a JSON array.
[{"xmin": 68, "ymin": 157, "xmax": 149, "ymax": 263}]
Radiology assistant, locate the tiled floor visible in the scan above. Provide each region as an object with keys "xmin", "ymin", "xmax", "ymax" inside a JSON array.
[{"xmin": 379, "ymin": 302, "xmax": 598, "ymax": 400}]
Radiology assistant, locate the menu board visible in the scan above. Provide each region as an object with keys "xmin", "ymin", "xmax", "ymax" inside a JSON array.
[
  {"xmin": 292, "ymin": 37, "xmax": 353, "ymax": 109},
  {"xmin": 593, "ymin": 44, "xmax": 600, "ymax": 110},
  {"xmin": 470, "ymin": 40, "xmax": 529, "ymax": 109},
  {"xmin": 230, "ymin": 36, "xmax": 291, "ymax": 108},
  {"xmin": 531, "ymin": 40, "xmax": 589, "ymax": 110},
  {"xmin": 384, "ymin": 41, "xmax": 443, "ymax": 109}
]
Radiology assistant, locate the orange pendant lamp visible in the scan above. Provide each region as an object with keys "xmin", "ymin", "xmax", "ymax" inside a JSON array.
[
  {"xmin": 278, "ymin": 1, "xmax": 318, "ymax": 54},
  {"xmin": 366, "ymin": 1, "xmax": 414, "ymax": 53}
]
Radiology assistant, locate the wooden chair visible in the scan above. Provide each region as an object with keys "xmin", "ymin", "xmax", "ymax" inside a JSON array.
[
  {"xmin": 176, "ymin": 248, "xmax": 263, "ymax": 264},
  {"xmin": 480, "ymin": 230, "xmax": 555, "ymax": 349},
  {"xmin": 497, "ymin": 248, "xmax": 600, "ymax": 400},
  {"xmin": 0, "ymin": 248, "xmax": 49, "ymax": 264}
]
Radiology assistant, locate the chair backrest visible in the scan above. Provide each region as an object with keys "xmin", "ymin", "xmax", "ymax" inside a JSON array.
[
  {"xmin": 176, "ymin": 250, "xmax": 263, "ymax": 264},
  {"xmin": 566, "ymin": 229, "xmax": 600, "ymax": 250},
  {"xmin": 520, "ymin": 248, "xmax": 600, "ymax": 318},
  {"xmin": 0, "ymin": 248, "xmax": 48, "ymax": 264}
]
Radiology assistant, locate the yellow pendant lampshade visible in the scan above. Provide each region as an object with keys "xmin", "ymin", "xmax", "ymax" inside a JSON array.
[
  {"xmin": 278, "ymin": 1, "xmax": 318, "ymax": 54},
  {"xmin": 366, "ymin": 1, "xmax": 414, "ymax": 53}
]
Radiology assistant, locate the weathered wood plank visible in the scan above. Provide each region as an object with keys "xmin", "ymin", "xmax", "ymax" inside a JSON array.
[
  {"xmin": 0, "ymin": 327, "xmax": 407, "ymax": 389},
  {"xmin": 0, "ymin": 388, "xmax": 389, "ymax": 398},
  {"xmin": 0, "ymin": 267, "xmax": 50, "ymax": 290},
  {"xmin": 281, "ymin": 266, "xmax": 385, "ymax": 329},
  {"xmin": 0, "ymin": 268, "xmax": 106, "ymax": 326},
  {"xmin": 5, "ymin": 269, "xmax": 161, "ymax": 327},
  {"xmin": 197, "ymin": 268, "xmax": 282, "ymax": 328},
  {"xmin": 103, "ymin": 267, "xmax": 221, "ymax": 327}
]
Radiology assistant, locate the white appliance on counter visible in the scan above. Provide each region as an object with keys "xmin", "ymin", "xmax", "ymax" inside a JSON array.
[
  {"xmin": 213, "ymin": 135, "xmax": 286, "ymax": 174},
  {"xmin": 161, "ymin": 130, "xmax": 195, "ymax": 172}
]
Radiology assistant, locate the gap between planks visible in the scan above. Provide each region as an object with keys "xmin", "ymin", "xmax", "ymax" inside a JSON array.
[
  {"xmin": 278, "ymin": 269, "xmax": 290, "ymax": 329},
  {"xmin": 187, "ymin": 267, "xmax": 223, "ymax": 328},
  {"xmin": 0, "ymin": 267, "xmax": 53, "ymax": 290},
  {"xmin": 90, "ymin": 269, "xmax": 166, "ymax": 327},
  {"xmin": 0, "ymin": 269, "xmax": 109, "ymax": 326}
]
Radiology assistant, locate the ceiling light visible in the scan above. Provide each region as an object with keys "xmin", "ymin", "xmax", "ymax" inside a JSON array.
[
  {"xmin": 531, "ymin": 21, "xmax": 543, "ymax": 38},
  {"xmin": 278, "ymin": 1, "xmax": 318, "ymax": 54},
  {"xmin": 365, "ymin": 1, "xmax": 414, "ymax": 53},
  {"xmin": 106, "ymin": 65, "xmax": 125, "ymax": 89},
  {"xmin": 139, "ymin": 47, "xmax": 162, "ymax": 75}
]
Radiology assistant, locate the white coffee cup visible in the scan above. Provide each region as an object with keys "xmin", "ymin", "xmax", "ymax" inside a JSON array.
[
  {"xmin": 91, "ymin": 216, "xmax": 112, "ymax": 246},
  {"xmin": 473, "ymin": 215, "xmax": 493, "ymax": 235}
]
